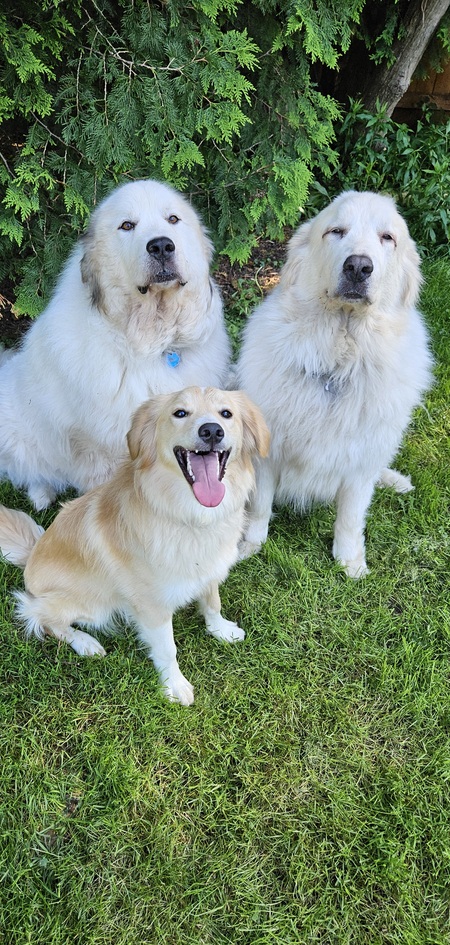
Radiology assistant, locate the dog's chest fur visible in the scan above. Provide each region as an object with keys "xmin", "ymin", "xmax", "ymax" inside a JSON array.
[{"xmin": 242, "ymin": 301, "xmax": 419, "ymax": 503}]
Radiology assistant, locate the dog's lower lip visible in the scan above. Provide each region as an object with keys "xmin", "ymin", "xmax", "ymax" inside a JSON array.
[
  {"xmin": 341, "ymin": 290, "xmax": 368, "ymax": 300},
  {"xmin": 153, "ymin": 272, "xmax": 178, "ymax": 284},
  {"xmin": 138, "ymin": 273, "xmax": 178, "ymax": 292}
]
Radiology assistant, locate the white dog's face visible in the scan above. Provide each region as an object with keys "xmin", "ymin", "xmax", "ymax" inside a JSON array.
[
  {"xmin": 127, "ymin": 387, "xmax": 270, "ymax": 509},
  {"xmin": 283, "ymin": 191, "xmax": 421, "ymax": 312},
  {"xmin": 81, "ymin": 179, "xmax": 213, "ymax": 299}
]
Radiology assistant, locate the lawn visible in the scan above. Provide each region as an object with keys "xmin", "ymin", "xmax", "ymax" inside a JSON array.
[{"xmin": 0, "ymin": 257, "xmax": 448, "ymax": 945}]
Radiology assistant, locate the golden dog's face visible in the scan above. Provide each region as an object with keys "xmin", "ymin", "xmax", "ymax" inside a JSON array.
[{"xmin": 128, "ymin": 387, "xmax": 270, "ymax": 508}]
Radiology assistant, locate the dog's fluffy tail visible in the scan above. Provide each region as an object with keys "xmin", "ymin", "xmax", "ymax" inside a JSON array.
[{"xmin": 0, "ymin": 505, "xmax": 45, "ymax": 567}]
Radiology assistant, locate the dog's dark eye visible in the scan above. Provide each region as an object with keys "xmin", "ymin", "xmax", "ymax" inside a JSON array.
[
  {"xmin": 168, "ymin": 215, "xmax": 180, "ymax": 225},
  {"xmin": 329, "ymin": 227, "xmax": 344, "ymax": 237},
  {"xmin": 382, "ymin": 232, "xmax": 394, "ymax": 242},
  {"xmin": 220, "ymin": 409, "xmax": 233, "ymax": 419},
  {"xmin": 173, "ymin": 409, "xmax": 188, "ymax": 418},
  {"xmin": 119, "ymin": 221, "xmax": 135, "ymax": 231}
]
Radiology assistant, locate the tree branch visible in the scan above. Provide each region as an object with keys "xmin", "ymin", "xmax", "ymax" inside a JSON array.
[{"xmin": 363, "ymin": 0, "xmax": 450, "ymax": 116}]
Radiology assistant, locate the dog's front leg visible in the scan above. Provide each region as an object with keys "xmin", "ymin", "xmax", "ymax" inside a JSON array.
[
  {"xmin": 333, "ymin": 478, "xmax": 376, "ymax": 578},
  {"xmin": 199, "ymin": 582, "xmax": 245, "ymax": 642},
  {"xmin": 133, "ymin": 607, "xmax": 194, "ymax": 706},
  {"xmin": 238, "ymin": 458, "xmax": 276, "ymax": 560}
]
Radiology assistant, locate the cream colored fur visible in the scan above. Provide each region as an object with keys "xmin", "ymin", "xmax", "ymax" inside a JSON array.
[
  {"xmin": 0, "ymin": 180, "xmax": 230, "ymax": 510},
  {"xmin": 0, "ymin": 388, "xmax": 269, "ymax": 705},
  {"xmin": 0, "ymin": 387, "xmax": 269, "ymax": 705},
  {"xmin": 237, "ymin": 191, "xmax": 433, "ymax": 577}
]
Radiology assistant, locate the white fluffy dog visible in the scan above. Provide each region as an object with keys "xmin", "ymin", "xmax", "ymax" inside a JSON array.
[
  {"xmin": 237, "ymin": 191, "xmax": 433, "ymax": 577},
  {"xmin": 0, "ymin": 387, "xmax": 270, "ymax": 705},
  {"xmin": 0, "ymin": 179, "xmax": 230, "ymax": 509}
]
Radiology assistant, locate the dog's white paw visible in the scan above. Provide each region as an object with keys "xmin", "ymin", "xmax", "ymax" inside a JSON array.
[
  {"xmin": 161, "ymin": 667, "xmax": 194, "ymax": 706},
  {"xmin": 238, "ymin": 517, "xmax": 269, "ymax": 560},
  {"xmin": 392, "ymin": 474, "xmax": 414, "ymax": 494},
  {"xmin": 70, "ymin": 629, "xmax": 106, "ymax": 657},
  {"xmin": 237, "ymin": 539, "xmax": 262, "ymax": 561},
  {"xmin": 333, "ymin": 536, "xmax": 369, "ymax": 579},
  {"xmin": 207, "ymin": 618, "xmax": 245, "ymax": 643},
  {"xmin": 341, "ymin": 559, "xmax": 370, "ymax": 579},
  {"xmin": 378, "ymin": 467, "xmax": 414, "ymax": 494}
]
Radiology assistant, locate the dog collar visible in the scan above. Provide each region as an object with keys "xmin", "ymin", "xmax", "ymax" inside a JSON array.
[{"xmin": 165, "ymin": 350, "xmax": 181, "ymax": 368}]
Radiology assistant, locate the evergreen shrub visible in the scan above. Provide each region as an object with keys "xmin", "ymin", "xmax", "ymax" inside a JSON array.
[
  {"xmin": 311, "ymin": 100, "xmax": 450, "ymax": 259},
  {"xmin": 0, "ymin": 0, "xmax": 364, "ymax": 314}
]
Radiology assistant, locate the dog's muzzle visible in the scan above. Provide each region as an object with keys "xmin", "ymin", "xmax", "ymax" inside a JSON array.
[
  {"xmin": 138, "ymin": 236, "xmax": 181, "ymax": 292},
  {"xmin": 338, "ymin": 254, "xmax": 373, "ymax": 300}
]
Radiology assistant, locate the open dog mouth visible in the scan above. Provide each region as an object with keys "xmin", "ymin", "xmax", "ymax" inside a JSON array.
[{"xmin": 174, "ymin": 447, "xmax": 230, "ymax": 507}]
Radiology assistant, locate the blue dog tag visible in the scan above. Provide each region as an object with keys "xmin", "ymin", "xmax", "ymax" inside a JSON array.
[{"xmin": 166, "ymin": 350, "xmax": 181, "ymax": 368}]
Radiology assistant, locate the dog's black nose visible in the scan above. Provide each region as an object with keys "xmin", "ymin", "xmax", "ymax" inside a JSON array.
[
  {"xmin": 343, "ymin": 254, "xmax": 373, "ymax": 283},
  {"xmin": 146, "ymin": 236, "xmax": 175, "ymax": 259},
  {"xmin": 198, "ymin": 422, "xmax": 225, "ymax": 447}
]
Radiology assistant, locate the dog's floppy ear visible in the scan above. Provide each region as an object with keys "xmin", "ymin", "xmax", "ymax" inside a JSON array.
[
  {"xmin": 279, "ymin": 219, "xmax": 313, "ymax": 290},
  {"xmin": 234, "ymin": 392, "xmax": 270, "ymax": 458},
  {"xmin": 127, "ymin": 398, "xmax": 162, "ymax": 466},
  {"xmin": 199, "ymin": 224, "xmax": 214, "ymax": 265},
  {"xmin": 80, "ymin": 228, "xmax": 105, "ymax": 310},
  {"xmin": 400, "ymin": 235, "xmax": 423, "ymax": 309}
]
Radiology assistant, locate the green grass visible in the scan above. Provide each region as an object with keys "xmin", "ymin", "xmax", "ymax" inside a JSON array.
[{"xmin": 0, "ymin": 259, "xmax": 449, "ymax": 944}]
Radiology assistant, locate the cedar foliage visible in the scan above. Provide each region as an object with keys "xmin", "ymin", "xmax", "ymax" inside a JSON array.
[
  {"xmin": 0, "ymin": 0, "xmax": 448, "ymax": 315},
  {"xmin": 0, "ymin": 0, "xmax": 363, "ymax": 314}
]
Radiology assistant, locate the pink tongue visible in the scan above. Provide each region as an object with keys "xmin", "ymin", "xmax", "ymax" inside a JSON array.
[{"xmin": 189, "ymin": 452, "xmax": 225, "ymax": 507}]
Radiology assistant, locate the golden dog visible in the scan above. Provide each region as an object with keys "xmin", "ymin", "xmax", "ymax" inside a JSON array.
[{"xmin": 0, "ymin": 388, "xmax": 269, "ymax": 705}]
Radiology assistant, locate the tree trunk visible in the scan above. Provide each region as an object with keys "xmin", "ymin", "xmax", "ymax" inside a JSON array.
[{"xmin": 362, "ymin": 0, "xmax": 450, "ymax": 116}]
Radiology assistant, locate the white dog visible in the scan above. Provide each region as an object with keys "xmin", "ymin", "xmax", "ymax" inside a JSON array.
[
  {"xmin": 0, "ymin": 179, "xmax": 231, "ymax": 509},
  {"xmin": 237, "ymin": 191, "xmax": 433, "ymax": 577},
  {"xmin": 0, "ymin": 387, "xmax": 270, "ymax": 705}
]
